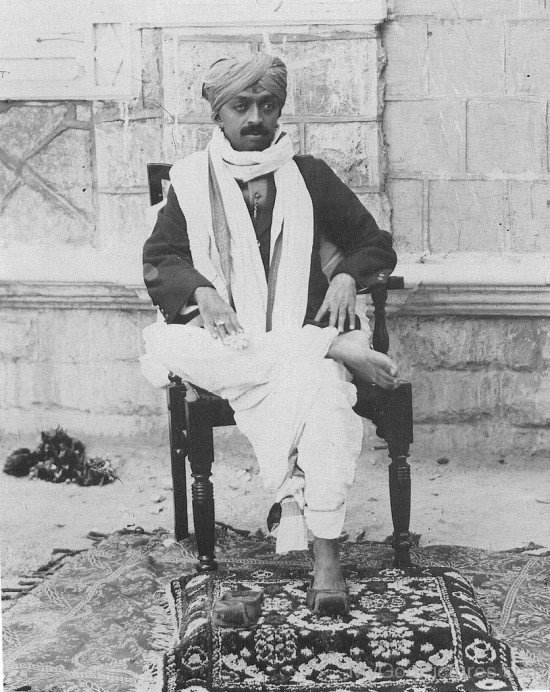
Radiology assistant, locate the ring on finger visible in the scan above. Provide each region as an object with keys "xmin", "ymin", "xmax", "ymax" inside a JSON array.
[{"xmin": 216, "ymin": 321, "xmax": 225, "ymax": 326}]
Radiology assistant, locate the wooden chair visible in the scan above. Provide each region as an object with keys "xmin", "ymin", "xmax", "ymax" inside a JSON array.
[{"xmin": 147, "ymin": 163, "xmax": 414, "ymax": 572}]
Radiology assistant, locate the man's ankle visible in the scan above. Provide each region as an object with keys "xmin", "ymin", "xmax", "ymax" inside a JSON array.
[{"xmin": 313, "ymin": 536, "xmax": 340, "ymax": 558}]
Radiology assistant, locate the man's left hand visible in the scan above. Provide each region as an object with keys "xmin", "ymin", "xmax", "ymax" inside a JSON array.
[{"xmin": 314, "ymin": 273, "xmax": 357, "ymax": 332}]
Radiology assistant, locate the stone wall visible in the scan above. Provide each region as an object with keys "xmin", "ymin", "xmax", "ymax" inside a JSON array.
[
  {"xmin": 378, "ymin": 0, "xmax": 550, "ymax": 454},
  {"xmin": 389, "ymin": 313, "xmax": 550, "ymax": 457},
  {"xmin": 0, "ymin": 14, "xmax": 390, "ymax": 438},
  {"xmin": 0, "ymin": 284, "xmax": 163, "ymax": 436},
  {"xmin": 382, "ymin": 0, "xmax": 550, "ymax": 255},
  {"xmin": 1, "ymin": 2, "xmax": 549, "ymax": 455}
]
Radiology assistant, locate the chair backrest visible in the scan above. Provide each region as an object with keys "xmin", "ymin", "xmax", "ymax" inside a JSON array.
[{"xmin": 147, "ymin": 163, "xmax": 172, "ymax": 206}]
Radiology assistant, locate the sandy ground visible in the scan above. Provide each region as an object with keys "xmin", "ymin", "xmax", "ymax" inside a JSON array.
[{"xmin": 1, "ymin": 426, "xmax": 549, "ymax": 588}]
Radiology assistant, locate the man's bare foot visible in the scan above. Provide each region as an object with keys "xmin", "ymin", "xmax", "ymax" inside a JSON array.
[
  {"xmin": 312, "ymin": 537, "xmax": 346, "ymax": 591},
  {"xmin": 327, "ymin": 330, "xmax": 399, "ymax": 390}
]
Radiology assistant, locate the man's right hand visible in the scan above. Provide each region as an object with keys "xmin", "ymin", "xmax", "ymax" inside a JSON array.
[{"xmin": 194, "ymin": 287, "xmax": 243, "ymax": 341}]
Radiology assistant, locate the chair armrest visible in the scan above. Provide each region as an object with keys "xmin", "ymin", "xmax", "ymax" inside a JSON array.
[
  {"xmin": 357, "ymin": 269, "xmax": 404, "ymax": 354},
  {"xmin": 357, "ymin": 269, "xmax": 404, "ymax": 294}
]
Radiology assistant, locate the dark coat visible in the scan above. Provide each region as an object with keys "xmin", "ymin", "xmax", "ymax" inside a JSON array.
[{"xmin": 143, "ymin": 155, "xmax": 397, "ymax": 324}]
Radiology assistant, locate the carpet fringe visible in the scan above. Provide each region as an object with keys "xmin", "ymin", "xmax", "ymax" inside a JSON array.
[
  {"xmin": 1, "ymin": 548, "xmax": 85, "ymax": 606},
  {"xmin": 149, "ymin": 586, "xmax": 180, "ymax": 652},
  {"xmin": 136, "ymin": 654, "xmax": 165, "ymax": 692},
  {"xmin": 138, "ymin": 584, "xmax": 181, "ymax": 692},
  {"xmin": 509, "ymin": 645, "xmax": 546, "ymax": 690}
]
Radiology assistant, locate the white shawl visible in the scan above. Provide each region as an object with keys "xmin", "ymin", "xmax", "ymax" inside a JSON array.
[{"xmin": 169, "ymin": 128, "xmax": 314, "ymax": 336}]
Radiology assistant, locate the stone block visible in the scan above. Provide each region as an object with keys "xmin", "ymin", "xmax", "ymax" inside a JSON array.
[
  {"xmin": 412, "ymin": 369, "xmax": 502, "ymax": 422},
  {"xmin": 387, "ymin": 179, "xmax": 424, "ymax": 252},
  {"xmin": 0, "ymin": 404, "xmax": 167, "ymax": 438},
  {"xmin": 382, "ymin": 18, "xmax": 428, "ymax": 99},
  {"xmin": 427, "ymin": 19, "xmax": 505, "ymax": 97},
  {"xmin": 467, "ymin": 100, "xmax": 546, "ymax": 174},
  {"xmin": 385, "ymin": 100, "xmax": 466, "ymax": 176},
  {"xmin": 392, "ymin": 0, "xmax": 542, "ymax": 18},
  {"xmin": 305, "ymin": 122, "xmax": 381, "ymax": 190},
  {"xmin": 392, "ymin": 316, "xmax": 544, "ymax": 372},
  {"xmin": 92, "ymin": 100, "xmax": 143, "ymax": 122},
  {"xmin": 141, "ymin": 28, "xmax": 163, "ymax": 109},
  {"xmin": 541, "ymin": 321, "xmax": 550, "ymax": 364},
  {"xmin": 75, "ymin": 104, "xmax": 92, "ymax": 122},
  {"xmin": 0, "ymin": 312, "xmax": 38, "ymax": 361},
  {"xmin": 54, "ymin": 360, "xmax": 158, "ymax": 415},
  {"xmin": 428, "ymin": 180, "xmax": 508, "ymax": 252},
  {"xmin": 275, "ymin": 38, "xmax": 378, "ymax": 117},
  {"xmin": 162, "ymin": 35, "xmax": 255, "ymax": 119},
  {"xmin": 0, "ymin": 183, "xmax": 93, "ymax": 247},
  {"xmin": 98, "ymin": 193, "xmax": 151, "ymax": 257},
  {"xmin": 35, "ymin": 309, "xmax": 146, "ymax": 364},
  {"xmin": 0, "ymin": 161, "xmax": 16, "ymax": 198},
  {"xmin": 412, "ymin": 421, "xmax": 550, "ymax": 458},
  {"xmin": 503, "ymin": 321, "xmax": 546, "ymax": 371},
  {"xmin": 501, "ymin": 371, "xmax": 550, "ymax": 427},
  {"xmin": 0, "ymin": 360, "xmax": 23, "ymax": 409},
  {"xmin": 162, "ymin": 122, "xmax": 215, "ymax": 162},
  {"xmin": 29, "ymin": 128, "xmax": 93, "ymax": 217},
  {"xmin": 506, "ymin": 21, "xmax": 550, "ymax": 95},
  {"xmin": 95, "ymin": 118, "xmax": 162, "ymax": 189},
  {"xmin": 509, "ymin": 182, "xmax": 550, "ymax": 252},
  {"xmin": 0, "ymin": 104, "xmax": 67, "ymax": 159},
  {"xmin": 357, "ymin": 192, "xmax": 391, "ymax": 231},
  {"xmin": 280, "ymin": 123, "xmax": 301, "ymax": 154}
]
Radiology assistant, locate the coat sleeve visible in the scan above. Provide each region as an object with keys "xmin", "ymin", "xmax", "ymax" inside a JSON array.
[
  {"xmin": 142, "ymin": 185, "xmax": 215, "ymax": 323},
  {"xmin": 312, "ymin": 159, "xmax": 397, "ymax": 290}
]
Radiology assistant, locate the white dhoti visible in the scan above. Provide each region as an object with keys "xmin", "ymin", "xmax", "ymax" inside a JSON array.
[{"xmin": 141, "ymin": 321, "xmax": 364, "ymax": 542}]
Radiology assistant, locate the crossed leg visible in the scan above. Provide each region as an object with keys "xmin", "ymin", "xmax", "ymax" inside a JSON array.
[
  {"xmin": 142, "ymin": 321, "xmax": 399, "ymax": 599},
  {"xmin": 327, "ymin": 328, "xmax": 399, "ymax": 389},
  {"xmin": 310, "ymin": 329, "xmax": 399, "ymax": 593}
]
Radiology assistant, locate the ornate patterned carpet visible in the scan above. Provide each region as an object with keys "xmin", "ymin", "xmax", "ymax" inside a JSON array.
[
  {"xmin": 2, "ymin": 526, "xmax": 549, "ymax": 692},
  {"xmin": 163, "ymin": 565, "xmax": 519, "ymax": 691}
]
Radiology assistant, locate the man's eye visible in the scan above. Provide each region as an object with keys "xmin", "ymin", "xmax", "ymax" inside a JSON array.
[
  {"xmin": 263, "ymin": 102, "xmax": 276, "ymax": 112},
  {"xmin": 233, "ymin": 103, "xmax": 246, "ymax": 112}
]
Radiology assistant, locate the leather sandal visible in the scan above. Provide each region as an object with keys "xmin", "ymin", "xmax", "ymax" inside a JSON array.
[
  {"xmin": 306, "ymin": 582, "xmax": 350, "ymax": 617},
  {"xmin": 212, "ymin": 588, "xmax": 264, "ymax": 628}
]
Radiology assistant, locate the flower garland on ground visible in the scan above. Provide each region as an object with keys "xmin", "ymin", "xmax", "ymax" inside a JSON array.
[{"xmin": 3, "ymin": 426, "xmax": 117, "ymax": 486}]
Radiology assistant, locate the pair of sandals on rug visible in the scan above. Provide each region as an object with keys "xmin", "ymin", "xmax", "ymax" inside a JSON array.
[
  {"xmin": 213, "ymin": 498, "xmax": 350, "ymax": 627},
  {"xmin": 213, "ymin": 581, "xmax": 349, "ymax": 628}
]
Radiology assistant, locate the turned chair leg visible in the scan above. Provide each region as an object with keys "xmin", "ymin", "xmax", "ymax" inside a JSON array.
[
  {"xmin": 168, "ymin": 385, "xmax": 189, "ymax": 542},
  {"xmin": 381, "ymin": 382, "xmax": 414, "ymax": 568},
  {"xmin": 388, "ymin": 453, "xmax": 412, "ymax": 567},
  {"xmin": 186, "ymin": 400, "xmax": 218, "ymax": 572}
]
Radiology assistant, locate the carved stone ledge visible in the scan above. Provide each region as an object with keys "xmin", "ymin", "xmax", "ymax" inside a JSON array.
[
  {"xmin": 381, "ymin": 256, "xmax": 550, "ymax": 317},
  {"xmin": 112, "ymin": 0, "xmax": 389, "ymax": 29},
  {"xmin": 386, "ymin": 283, "xmax": 550, "ymax": 318},
  {"xmin": 0, "ymin": 282, "xmax": 153, "ymax": 312},
  {"xmin": 2, "ymin": 280, "xmax": 550, "ymax": 318}
]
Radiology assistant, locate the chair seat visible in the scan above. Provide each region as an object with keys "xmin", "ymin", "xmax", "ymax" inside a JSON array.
[
  {"xmin": 181, "ymin": 379, "xmax": 413, "ymax": 446},
  {"xmin": 183, "ymin": 382, "xmax": 235, "ymax": 427}
]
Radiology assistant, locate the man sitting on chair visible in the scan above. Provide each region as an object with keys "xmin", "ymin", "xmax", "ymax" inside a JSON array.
[{"xmin": 141, "ymin": 52, "xmax": 399, "ymax": 616}]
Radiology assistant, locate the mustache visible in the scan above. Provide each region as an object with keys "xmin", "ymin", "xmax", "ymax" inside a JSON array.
[{"xmin": 240, "ymin": 124, "xmax": 270, "ymax": 136}]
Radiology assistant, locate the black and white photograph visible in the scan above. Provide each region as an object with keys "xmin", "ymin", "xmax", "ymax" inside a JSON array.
[{"xmin": 1, "ymin": 1, "xmax": 549, "ymax": 690}]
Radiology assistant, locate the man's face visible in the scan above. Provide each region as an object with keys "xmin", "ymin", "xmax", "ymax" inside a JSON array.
[{"xmin": 216, "ymin": 85, "xmax": 281, "ymax": 151}]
